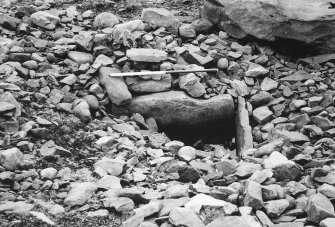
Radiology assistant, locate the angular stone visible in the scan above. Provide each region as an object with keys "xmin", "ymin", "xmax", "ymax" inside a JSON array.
[
  {"xmin": 179, "ymin": 73, "xmax": 206, "ymax": 98},
  {"xmin": 243, "ymin": 181, "xmax": 263, "ymax": 210},
  {"xmin": 169, "ymin": 207, "xmax": 205, "ymax": 227},
  {"xmin": 103, "ymin": 197, "xmax": 134, "ymax": 213},
  {"xmin": 64, "ymin": 182, "xmax": 98, "ymax": 207},
  {"xmin": 99, "ymin": 67, "xmax": 132, "ymax": 105},
  {"xmin": 253, "ymin": 106, "xmax": 273, "ymax": 124},
  {"xmin": 0, "ymin": 148, "xmax": 24, "ymax": 171},
  {"xmin": 141, "ymin": 8, "xmax": 180, "ymax": 33},
  {"xmin": 306, "ymin": 193, "xmax": 335, "ymax": 223},
  {"xmin": 68, "ymin": 51, "xmax": 93, "ymax": 65},
  {"xmin": 263, "ymin": 199, "xmax": 289, "ymax": 218},
  {"xmin": 30, "ymin": 11, "xmax": 59, "ymax": 30},
  {"xmin": 207, "ymin": 216, "xmax": 262, "ymax": 227},
  {"xmin": 94, "ymin": 157, "xmax": 125, "ymax": 176}
]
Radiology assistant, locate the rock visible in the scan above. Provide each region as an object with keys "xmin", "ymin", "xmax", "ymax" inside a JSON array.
[
  {"xmin": 179, "ymin": 24, "xmax": 196, "ymax": 39},
  {"xmin": 29, "ymin": 211, "xmax": 55, "ymax": 225},
  {"xmin": 99, "ymin": 67, "xmax": 132, "ymax": 105},
  {"xmin": 87, "ymin": 209, "xmax": 109, "ymax": 217},
  {"xmin": 261, "ymin": 77, "xmax": 278, "ymax": 91},
  {"xmin": 83, "ymin": 95, "xmax": 99, "ymax": 111},
  {"xmin": 164, "ymin": 184, "xmax": 189, "ymax": 198},
  {"xmin": 263, "ymin": 151, "xmax": 294, "ymax": 169},
  {"xmin": 0, "ymin": 102, "xmax": 16, "ymax": 114},
  {"xmin": 243, "ymin": 181, "xmax": 263, "ymax": 210},
  {"xmin": 114, "ymin": 20, "xmax": 146, "ymax": 32},
  {"xmin": 273, "ymin": 129, "xmax": 310, "ymax": 142},
  {"xmin": 60, "ymin": 74, "xmax": 77, "ymax": 85},
  {"xmin": 159, "ymin": 197, "xmax": 190, "ymax": 216},
  {"xmin": 0, "ymin": 148, "xmax": 24, "ymax": 171},
  {"xmin": 185, "ymin": 52, "xmax": 213, "ymax": 66},
  {"xmin": 203, "ymin": 0, "xmax": 335, "ymax": 53},
  {"xmin": 68, "ymin": 51, "xmax": 93, "ymax": 65},
  {"xmin": 94, "ymin": 157, "xmax": 125, "ymax": 176},
  {"xmin": 217, "ymin": 58, "xmax": 229, "ymax": 70},
  {"xmin": 97, "ymin": 175, "xmax": 122, "ymax": 189},
  {"xmin": 320, "ymin": 218, "xmax": 335, "ymax": 227},
  {"xmin": 0, "ymin": 13, "xmax": 18, "ymax": 30},
  {"xmin": 249, "ymin": 91, "xmax": 273, "ymax": 107},
  {"xmin": 126, "ymin": 48, "xmax": 168, "ymax": 62},
  {"xmin": 94, "ymin": 12, "xmax": 119, "ymax": 28},
  {"xmin": 249, "ymin": 169, "xmax": 273, "ymax": 184},
  {"xmin": 231, "ymin": 79, "xmax": 250, "ymax": 96},
  {"xmin": 0, "ymin": 201, "xmax": 34, "ymax": 213},
  {"xmin": 113, "ymin": 91, "xmax": 234, "ymax": 130},
  {"xmin": 179, "ymin": 73, "xmax": 206, "ymax": 98},
  {"xmin": 256, "ymin": 210, "xmax": 273, "ymax": 227},
  {"xmin": 30, "ymin": 11, "xmax": 59, "ymax": 30},
  {"xmin": 185, "ymin": 193, "xmax": 237, "ymax": 214},
  {"xmin": 236, "ymin": 162, "xmax": 262, "ymax": 178},
  {"xmin": 318, "ymin": 184, "xmax": 335, "ymax": 199},
  {"xmin": 141, "ymin": 8, "xmax": 180, "ymax": 33},
  {"xmin": 177, "ymin": 146, "xmax": 196, "ymax": 162},
  {"xmin": 64, "ymin": 182, "xmax": 98, "ymax": 207},
  {"xmin": 73, "ymin": 99, "xmax": 92, "ymax": 123},
  {"xmin": 215, "ymin": 159, "xmax": 237, "ymax": 176},
  {"xmin": 169, "ymin": 207, "xmax": 205, "ymax": 227},
  {"xmin": 207, "ymin": 216, "xmax": 262, "ymax": 227},
  {"xmin": 39, "ymin": 140, "xmax": 72, "ymax": 158},
  {"xmin": 263, "ymin": 199, "xmax": 290, "ymax": 218},
  {"xmin": 306, "ymin": 193, "xmax": 335, "ymax": 223},
  {"xmin": 178, "ymin": 166, "xmax": 200, "ymax": 183},
  {"xmin": 310, "ymin": 116, "xmax": 335, "ymax": 131},
  {"xmin": 134, "ymin": 201, "xmax": 162, "ymax": 218},
  {"xmin": 253, "ymin": 106, "xmax": 273, "ymax": 124},
  {"xmin": 40, "ymin": 167, "xmax": 57, "ymax": 180},
  {"xmin": 280, "ymin": 70, "xmax": 314, "ymax": 82},
  {"xmin": 127, "ymin": 74, "xmax": 172, "ymax": 94},
  {"xmin": 103, "ymin": 197, "xmax": 135, "ymax": 213},
  {"xmin": 245, "ymin": 64, "xmax": 269, "ymax": 78},
  {"xmin": 191, "ymin": 18, "xmax": 213, "ymax": 34}
]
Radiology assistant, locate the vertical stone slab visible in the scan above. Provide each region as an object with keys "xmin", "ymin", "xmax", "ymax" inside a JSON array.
[{"xmin": 236, "ymin": 96, "xmax": 253, "ymax": 156}]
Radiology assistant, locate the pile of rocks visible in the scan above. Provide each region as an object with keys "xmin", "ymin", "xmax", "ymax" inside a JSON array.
[{"xmin": 1, "ymin": 1, "xmax": 335, "ymax": 227}]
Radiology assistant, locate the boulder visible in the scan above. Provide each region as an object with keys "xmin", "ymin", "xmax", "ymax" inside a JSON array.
[
  {"xmin": 111, "ymin": 91, "xmax": 234, "ymax": 130},
  {"xmin": 203, "ymin": 0, "xmax": 335, "ymax": 53},
  {"xmin": 94, "ymin": 12, "xmax": 119, "ymax": 28}
]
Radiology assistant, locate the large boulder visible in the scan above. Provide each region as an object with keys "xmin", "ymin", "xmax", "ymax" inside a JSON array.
[
  {"xmin": 203, "ymin": 0, "xmax": 335, "ymax": 53},
  {"xmin": 110, "ymin": 91, "xmax": 234, "ymax": 130}
]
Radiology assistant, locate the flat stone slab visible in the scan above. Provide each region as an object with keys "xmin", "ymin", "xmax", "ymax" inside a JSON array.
[
  {"xmin": 126, "ymin": 48, "xmax": 168, "ymax": 62},
  {"xmin": 111, "ymin": 91, "xmax": 234, "ymax": 129}
]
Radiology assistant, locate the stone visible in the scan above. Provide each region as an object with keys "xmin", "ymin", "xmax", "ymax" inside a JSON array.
[
  {"xmin": 178, "ymin": 166, "xmax": 200, "ymax": 183},
  {"xmin": 83, "ymin": 95, "xmax": 99, "ymax": 111},
  {"xmin": 318, "ymin": 184, "xmax": 335, "ymax": 199},
  {"xmin": 94, "ymin": 12, "xmax": 119, "ymax": 28},
  {"xmin": 310, "ymin": 116, "xmax": 335, "ymax": 131},
  {"xmin": 60, "ymin": 74, "xmax": 77, "ymax": 85},
  {"xmin": 261, "ymin": 77, "xmax": 278, "ymax": 91},
  {"xmin": 179, "ymin": 73, "xmax": 206, "ymax": 98},
  {"xmin": 231, "ymin": 79, "xmax": 249, "ymax": 96},
  {"xmin": 127, "ymin": 74, "xmax": 172, "ymax": 94},
  {"xmin": 191, "ymin": 18, "xmax": 213, "ymax": 34},
  {"xmin": 236, "ymin": 162, "xmax": 262, "ymax": 178},
  {"xmin": 245, "ymin": 64, "xmax": 269, "ymax": 78},
  {"xmin": 68, "ymin": 51, "xmax": 93, "ymax": 65},
  {"xmin": 320, "ymin": 218, "xmax": 335, "ymax": 227},
  {"xmin": 0, "ymin": 148, "xmax": 24, "ymax": 171},
  {"xmin": 249, "ymin": 169, "xmax": 273, "ymax": 184},
  {"xmin": 306, "ymin": 193, "xmax": 335, "ymax": 223},
  {"xmin": 73, "ymin": 99, "xmax": 92, "ymax": 123},
  {"xmin": 263, "ymin": 151, "xmax": 294, "ymax": 169},
  {"xmin": 97, "ymin": 175, "xmax": 122, "ymax": 189},
  {"xmin": 207, "ymin": 216, "xmax": 262, "ymax": 227},
  {"xmin": 185, "ymin": 193, "xmax": 237, "ymax": 215},
  {"xmin": 39, "ymin": 140, "xmax": 72, "ymax": 157},
  {"xmin": 40, "ymin": 167, "xmax": 57, "ymax": 180},
  {"xmin": 203, "ymin": 0, "xmax": 335, "ymax": 53},
  {"xmin": 142, "ymin": 8, "xmax": 180, "ymax": 33},
  {"xmin": 179, "ymin": 24, "xmax": 196, "ymax": 39},
  {"xmin": 64, "ymin": 182, "xmax": 98, "ymax": 207},
  {"xmin": 273, "ymin": 130, "xmax": 310, "ymax": 142},
  {"xmin": 0, "ymin": 102, "xmax": 16, "ymax": 114},
  {"xmin": 99, "ymin": 67, "xmax": 132, "ymax": 105},
  {"xmin": 169, "ymin": 207, "xmax": 205, "ymax": 227},
  {"xmin": 134, "ymin": 201, "xmax": 162, "ymax": 218},
  {"xmin": 0, "ymin": 201, "xmax": 34, "ymax": 213},
  {"xmin": 253, "ymin": 106, "xmax": 273, "ymax": 124},
  {"xmin": 164, "ymin": 184, "xmax": 189, "ymax": 199},
  {"xmin": 103, "ymin": 197, "xmax": 134, "ymax": 213},
  {"xmin": 243, "ymin": 181, "xmax": 263, "ymax": 210},
  {"xmin": 0, "ymin": 14, "xmax": 17, "ymax": 30},
  {"xmin": 177, "ymin": 146, "xmax": 196, "ymax": 162},
  {"xmin": 264, "ymin": 199, "xmax": 290, "ymax": 218},
  {"xmin": 126, "ymin": 48, "xmax": 168, "ymax": 62},
  {"xmin": 114, "ymin": 20, "xmax": 146, "ymax": 32},
  {"xmin": 159, "ymin": 197, "xmax": 190, "ymax": 216},
  {"xmin": 87, "ymin": 209, "xmax": 109, "ymax": 217},
  {"xmin": 94, "ymin": 157, "xmax": 125, "ymax": 176},
  {"xmin": 249, "ymin": 91, "xmax": 273, "ymax": 107},
  {"xmin": 113, "ymin": 91, "xmax": 234, "ymax": 130},
  {"xmin": 185, "ymin": 52, "xmax": 213, "ymax": 66},
  {"xmin": 215, "ymin": 160, "xmax": 237, "ymax": 176},
  {"xmin": 30, "ymin": 11, "xmax": 59, "ymax": 30},
  {"xmin": 217, "ymin": 58, "xmax": 229, "ymax": 70},
  {"xmin": 280, "ymin": 70, "xmax": 314, "ymax": 82}
]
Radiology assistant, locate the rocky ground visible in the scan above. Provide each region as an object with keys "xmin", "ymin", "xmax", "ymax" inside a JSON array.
[{"xmin": 1, "ymin": 0, "xmax": 335, "ymax": 227}]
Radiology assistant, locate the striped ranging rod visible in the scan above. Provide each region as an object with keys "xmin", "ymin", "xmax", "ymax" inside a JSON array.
[{"xmin": 109, "ymin": 68, "xmax": 218, "ymax": 77}]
